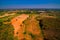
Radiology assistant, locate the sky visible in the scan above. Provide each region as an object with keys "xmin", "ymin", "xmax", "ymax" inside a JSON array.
[{"xmin": 0, "ymin": 0, "xmax": 60, "ymax": 9}]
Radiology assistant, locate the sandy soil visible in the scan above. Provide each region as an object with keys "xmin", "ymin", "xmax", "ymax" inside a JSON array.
[
  {"xmin": 0, "ymin": 13, "xmax": 15, "ymax": 18},
  {"xmin": 11, "ymin": 14, "xmax": 43, "ymax": 40},
  {"xmin": 11, "ymin": 14, "xmax": 29, "ymax": 40}
]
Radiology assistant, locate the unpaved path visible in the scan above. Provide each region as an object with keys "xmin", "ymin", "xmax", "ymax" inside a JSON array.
[
  {"xmin": 11, "ymin": 14, "xmax": 29, "ymax": 40},
  {"xmin": 0, "ymin": 13, "xmax": 15, "ymax": 18}
]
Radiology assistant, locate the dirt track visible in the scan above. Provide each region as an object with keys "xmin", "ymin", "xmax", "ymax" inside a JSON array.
[
  {"xmin": 11, "ymin": 14, "xmax": 29, "ymax": 40},
  {"xmin": 0, "ymin": 13, "xmax": 15, "ymax": 18}
]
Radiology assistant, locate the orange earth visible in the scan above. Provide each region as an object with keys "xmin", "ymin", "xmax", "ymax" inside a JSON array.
[
  {"xmin": 11, "ymin": 14, "xmax": 43, "ymax": 40},
  {"xmin": 11, "ymin": 14, "xmax": 29, "ymax": 40}
]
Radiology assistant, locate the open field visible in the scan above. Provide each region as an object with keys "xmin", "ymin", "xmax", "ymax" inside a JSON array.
[{"xmin": 0, "ymin": 9, "xmax": 60, "ymax": 40}]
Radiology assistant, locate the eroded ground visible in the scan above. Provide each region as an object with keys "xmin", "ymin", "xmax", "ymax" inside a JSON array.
[{"xmin": 11, "ymin": 14, "xmax": 43, "ymax": 40}]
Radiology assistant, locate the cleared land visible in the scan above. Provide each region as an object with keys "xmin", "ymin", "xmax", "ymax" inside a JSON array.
[{"xmin": 11, "ymin": 14, "xmax": 29, "ymax": 40}]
